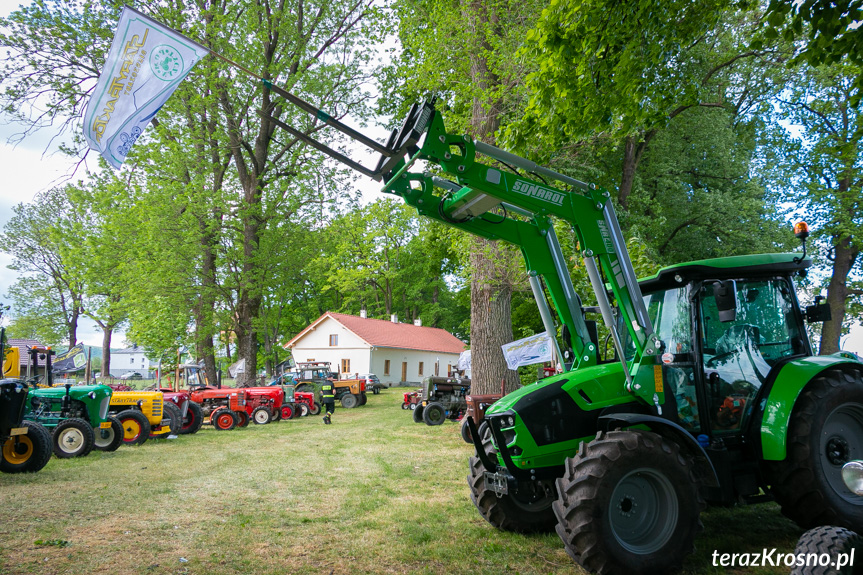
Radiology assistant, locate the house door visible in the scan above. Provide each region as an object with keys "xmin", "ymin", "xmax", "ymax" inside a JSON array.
[{"xmin": 401, "ymin": 362, "xmax": 407, "ymax": 382}]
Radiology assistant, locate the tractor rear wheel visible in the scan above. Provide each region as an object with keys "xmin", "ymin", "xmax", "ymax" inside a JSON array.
[
  {"xmin": 467, "ymin": 428, "xmax": 557, "ymax": 533},
  {"xmin": 298, "ymin": 403, "xmax": 310, "ymax": 417},
  {"xmin": 117, "ymin": 410, "xmax": 151, "ymax": 446},
  {"xmin": 179, "ymin": 402, "xmax": 204, "ymax": 435},
  {"xmin": 792, "ymin": 525, "xmax": 862, "ymax": 575},
  {"xmin": 93, "ymin": 416, "xmax": 124, "ymax": 452},
  {"xmin": 0, "ymin": 421, "xmax": 52, "ymax": 473},
  {"xmin": 252, "ymin": 406, "xmax": 272, "ymax": 425},
  {"xmin": 409, "ymin": 402, "xmax": 417, "ymax": 410},
  {"xmin": 770, "ymin": 369, "xmax": 863, "ymax": 529},
  {"xmin": 53, "ymin": 418, "xmax": 95, "ymax": 458},
  {"xmin": 211, "ymin": 409, "xmax": 237, "ymax": 431},
  {"xmin": 341, "ymin": 393, "xmax": 359, "ymax": 409},
  {"xmin": 423, "ymin": 402, "xmax": 446, "ymax": 426},
  {"xmin": 309, "ymin": 402, "xmax": 321, "ymax": 416},
  {"xmin": 553, "ymin": 430, "xmax": 703, "ymax": 575},
  {"xmin": 280, "ymin": 404, "xmax": 295, "ymax": 420},
  {"xmin": 402, "ymin": 402, "xmax": 409, "ymax": 410},
  {"xmin": 153, "ymin": 402, "xmax": 181, "ymax": 438},
  {"xmin": 412, "ymin": 404, "xmax": 424, "ymax": 423}
]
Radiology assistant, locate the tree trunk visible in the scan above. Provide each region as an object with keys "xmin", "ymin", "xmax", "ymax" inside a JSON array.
[
  {"xmin": 100, "ymin": 326, "xmax": 113, "ymax": 378},
  {"xmin": 819, "ymin": 237, "xmax": 859, "ymax": 354}
]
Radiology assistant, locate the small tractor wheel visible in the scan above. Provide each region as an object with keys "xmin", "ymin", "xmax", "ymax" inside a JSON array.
[
  {"xmin": 53, "ymin": 418, "xmax": 96, "ymax": 458},
  {"xmin": 0, "ymin": 421, "xmax": 52, "ymax": 473},
  {"xmin": 412, "ymin": 404, "xmax": 425, "ymax": 423},
  {"xmin": 116, "ymin": 410, "xmax": 151, "ymax": 446},
  {"xmin": 154, "ymin": 402, "xmax": 182, "ymax": 438},
  {"xmin": 280, "ymin": 404, "xmax": 295, "ymax": 420},
  {"xmin": 792, "ymin": 525, "xmax": 862, "ymax": 575},
  {"xmin": 467, "ymin": 428, "xmax": 557, "ymax": 533},
  {"xmin": 553, "ymin": 430, "xmax": 704, "ymax": 575},
  {"xmin": 235, "ymin": 410, "xmax": 250, "ymax": 427},
  {"xmin": 272, "ymin": 409, "xmax": 281, "ymax": 422},
  {"xmin": 211, "ymin": 409, "xmax": 237, "ymax": 431},
  {"xmin": 93, "ymin": 416, "xmax": 124, "ymax": 452},
  {"xmin": 770, "ymin": 368, "xmax": 863, "ymax": 529},
  {"xmin": 179, "ymin": 401, "xmax": 204, "ymax": 435},
  {"xmin": 252, "ymin": 406, "xmax": 272, "ymax": 425},
  {"xmin": 341, "ymin": 393, "xmax": 359, "ymax": 409},
  {"xmin": 409, "ymin": 402, "xmax": 417, "ymax": 410},
  {"xmin": 423, "ymin": 402, "xmax": 447, "ymax": 426},
  {"xmin": 309, "ymin": 402, "xmax": 321, "ymax": 416},
  {"xmin": 402, "ymin": 402, "xmax": 410, "ymax": 410},
  {"xmin": 298, "ymin": 403, "xmax": 310, "ymax": 417}
]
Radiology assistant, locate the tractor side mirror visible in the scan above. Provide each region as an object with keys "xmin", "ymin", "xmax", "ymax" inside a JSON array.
[
  {"xmin": 713, "ymin": 280, "xmax": 738, "ymax": 322},
  {"xmin": 806, "ymin": 296, "xmax": 832, "ymax": 323}
]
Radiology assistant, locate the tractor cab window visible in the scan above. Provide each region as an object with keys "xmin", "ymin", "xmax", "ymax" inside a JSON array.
[{"xmin": 699, "ymin": 279, "xmax": 801, "ymax": 433}]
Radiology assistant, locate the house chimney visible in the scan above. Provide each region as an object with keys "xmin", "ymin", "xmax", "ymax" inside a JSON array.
[
  {"xmin": 391, "ymin": 314, "xmax": 398, "ymax": 324},
  {"xmin": 413, "ymin": 318, "xmax": 422, "ymax": 327},
  {"xmin": 360, "ymin": 309, "xmax": 367, "ymax": 319}
]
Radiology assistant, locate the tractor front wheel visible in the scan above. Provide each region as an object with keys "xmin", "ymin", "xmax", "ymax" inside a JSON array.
[
  {"xmin": 467, "ymin": 432, "xmax": 557, "ymax": 533},
  {"xmin": 153, "ymin": 402, "xmax": 181, "ymax": 438},
  {"xmin": 211, "ymin": 409, "xmax": 238, "ymax": 431},
  {"xmin": 53, "ymin": 418, "xmax": 96, "ymax": 458},
  {"xmin": 553, "ymin": 430, "xmax": 703, "ymax": 575},
  {"xmin": 341, "ymin": 393, "xmax": 359, "ymax": 409},
  {"xmin": 423, "ymin": 402, "xmax": 446, "ymax": 426},
  {"xmin": 0, "ymin": 421, "xmax": 52, "ymax": 473},
  {"xmin": 93, "ymin": 416, "xmax": 124, "ymax": 452},
  {"xmin": 298, "ymin": 403, "xmax": 310, "ymax": 417},
  {"xmin": 792, "ymin": 525, "xmax": 862, "ymax": 575},
  {"xmin": 116, "ymin": 410, "xmax": 151, "ymax": 446},
  {"xmin": 180, "ymin": 402, "xmax": 204, "ymax": 435},
  {"xmin": 309, "ymin": 402, "xmax": 321, "ymax": 416},
  {"xmin": 402, "ymin": 402, "xmax": 409, "ymax": 410},
  {"xmin": 770, "ymin": 369, "xmax": 863, "ymax": 529},
  {"xmin": 252, "ymin": 406, "xmax": 272, "ymax": 425},
  {"xmin": 412, "ymin": 404, "xmax": 424, "ymax": 423},
  {"xmin": 235, "ymin": 410, "xmax": 249, "ymax": 427}
]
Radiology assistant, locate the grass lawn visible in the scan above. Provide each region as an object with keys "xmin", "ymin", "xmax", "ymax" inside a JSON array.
[{"xmin": 0, "ymin": 389, "xmax": 802, "ymax": 574}]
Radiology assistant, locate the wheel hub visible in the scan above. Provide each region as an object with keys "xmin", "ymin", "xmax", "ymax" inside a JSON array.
[{"xmin": 826, "ymin": 436, "xmax": 850, "ymax": 466}]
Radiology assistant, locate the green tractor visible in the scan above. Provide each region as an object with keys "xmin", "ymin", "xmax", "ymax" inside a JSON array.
[
  {"xmin": 259, "ymin": 95, "xmax": 863, "ymax": 573},
  {"xmin": 23, "ymin": 347, "xmax": 123, "ymax": 457}
]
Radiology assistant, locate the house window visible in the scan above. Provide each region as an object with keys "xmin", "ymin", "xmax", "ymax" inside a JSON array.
[
  {"xmin": 130, "ymin": 358, "xmax": 134, "ymax": 365},
  {"xmin": 329, "ymin": 334, "xmax": 338, "ymax": 346},
  {"xmin": 341, "ymin": 359, "xmax": 350, "ymax": 373},
  {"xmin": 418, "ymin": 362, "xmax": 424, "ymax": 376},
  {"xmin": 435, "ymin": 362, "xmax": 440, "ymax": 376},
  {"xmin": 384, "ymin": 360, "xmax": 390, "ymax": 376},
  {"xmin": 447, "ymin": 364, "xmax": 452, "ymax": 376}
]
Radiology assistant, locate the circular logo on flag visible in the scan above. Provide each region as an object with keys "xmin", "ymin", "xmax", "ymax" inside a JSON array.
[{"xmin": 150, "ymin": 45, "xmax": 183, "ymax": 81}]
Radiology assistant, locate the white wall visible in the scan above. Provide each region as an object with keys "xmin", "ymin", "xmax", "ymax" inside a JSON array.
[
  {"xmin": 370, "ymin": 348, "xmax": 461, "ymax": 386},
  {"xmin": 290, "ymin": 317, "xmax": 372, "ymax": 375}
]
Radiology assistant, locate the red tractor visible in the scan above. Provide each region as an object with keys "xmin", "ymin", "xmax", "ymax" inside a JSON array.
[
  {"xmin": 188, "ymin": 386, "xmax": 284, "ymax": 428},
  {"xmin": 156, "ymin": 388, "xmax": 203, "ymax": 435},
  {"xmin": 402, "ymin": 390, "xmax": 421, "ymax": 410}
]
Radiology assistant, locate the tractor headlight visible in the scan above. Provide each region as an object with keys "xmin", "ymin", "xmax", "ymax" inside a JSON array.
[{"xmin": 842, "ymin": 461, "xmax": 863, "ymax": 495}]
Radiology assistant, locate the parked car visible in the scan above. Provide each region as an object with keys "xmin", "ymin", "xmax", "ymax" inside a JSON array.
[
  {"xmin": 358, "ymin": 373, "xmax": 385, "ymax": 394},
  {"xmin": 119, "ymin": 371, "xmax": 143, "ymax": 380}
]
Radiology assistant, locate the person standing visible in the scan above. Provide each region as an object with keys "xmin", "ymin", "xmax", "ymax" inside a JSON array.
[{"xmin": 321, "ymin": 379, "xmax": 335, "ymax": 424}]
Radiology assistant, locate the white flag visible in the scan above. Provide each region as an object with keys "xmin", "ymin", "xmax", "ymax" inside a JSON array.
[
  {"xmin": 84, "ymin": 6, "xmax": 208, "ymax": 168},
  {"xmin": 501, "ymin": 332, "xmax": 554, "ymax": 370}
]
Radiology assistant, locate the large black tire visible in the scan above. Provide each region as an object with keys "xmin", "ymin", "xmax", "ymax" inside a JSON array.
[
  {"xmin": 423, "ymin": 402, "xmax": 447, "ymax": 426},
  {"xmin": 179, "ymin": 401, "xmax": 204, "ymax": 435},
  {"xmin": 770, "ymin": 369, "xmax": 863, "ymax": 529},
  {"xmin": 117, "ymin": 410, "xmax": 151, "ymax": 446},
  {"xmin": 359, "ymin": 392, "xmax": 368, "ymax": 405},
  {"xmin": 412, "ymin": 404, "xmax": 425, "ymax": 423},
  {"xmin": 341, "ymin": 393, "xmax": 359, "ymax": 409},
  {"xmin": 0, "ymin": 421, "xmax": 52, "ymax": 473},
  {"xmin": 53, "ymin": 418, "xmax": 96, "ymax": 458},
  {"xmin": 153, "ymin": 402, "xmax": 181, "ymax": 438},
  {"xmin": 553, "ymin": 430, "xmax": 704, "ymax": 575},
  {"xmin": 252, "ymin": 406, "xmax": 272, "ymax": 425},
  {"xmin": 211, "ymin": 409, "xmax": 237, "ymax": 431},
  {"xmin": 467, "ymin": 427, "xmax": 557, "ymax": 533},
  {"xmin": 93, "ymin": 416, "xmax": 124, "ymax": 452},
  {"xmin": 792, "ymin": 525, "xmax": 862, "ymax": 575},
  {"xmin": 309, "ymin": 402, "xmax": 321, "ymax": 416}
]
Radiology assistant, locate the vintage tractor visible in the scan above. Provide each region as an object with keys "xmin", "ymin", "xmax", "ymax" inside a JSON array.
[
  {"xmin": 460, "ymin": 381, "xmax": 505, "ymax": 444},
  {"xmin": 269, "ymin": 373, "xmax": 320, "ymax": 418},
  {"xmin": 292, "ymin": 361, "xmax": 366, "ymax": 408},
  {"xmin": 412, "ymin": 375, "xmax": 470, "ymax": 426},
  {"xmin": 151, "ymin": 386, "xmax": 203, "ymax": 435},
  {"xmin": 401, "ymin": 390, "xmax": 421, "ymax": 410},
  {"xmin": 187, "ymin": 386, "xmax": 257, "ymax": 430},
  {"xmin": 108, "ymin": 389, "xmax": 179, "ymax": 445},
  {"xmin": 261, "ymin": 94, "xmax": 863, "ymax": 573},
  {"xmin": 22, "ymin": 347, "xmax": 123, "ymax": 456}
]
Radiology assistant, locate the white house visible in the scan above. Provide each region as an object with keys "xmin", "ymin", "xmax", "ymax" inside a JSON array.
[
  {"xmin": 111, "ymin": 345, "xmax": 155, "ymax": 379},
  {"xmin": 285, "ymin": 312, "xmax": 466, "ymax": 386}
]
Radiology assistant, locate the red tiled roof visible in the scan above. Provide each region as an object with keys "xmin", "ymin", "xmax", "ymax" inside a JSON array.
[{"xmin": 287, "ymin": 312, "xmax": 466, "ymax": 355}]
